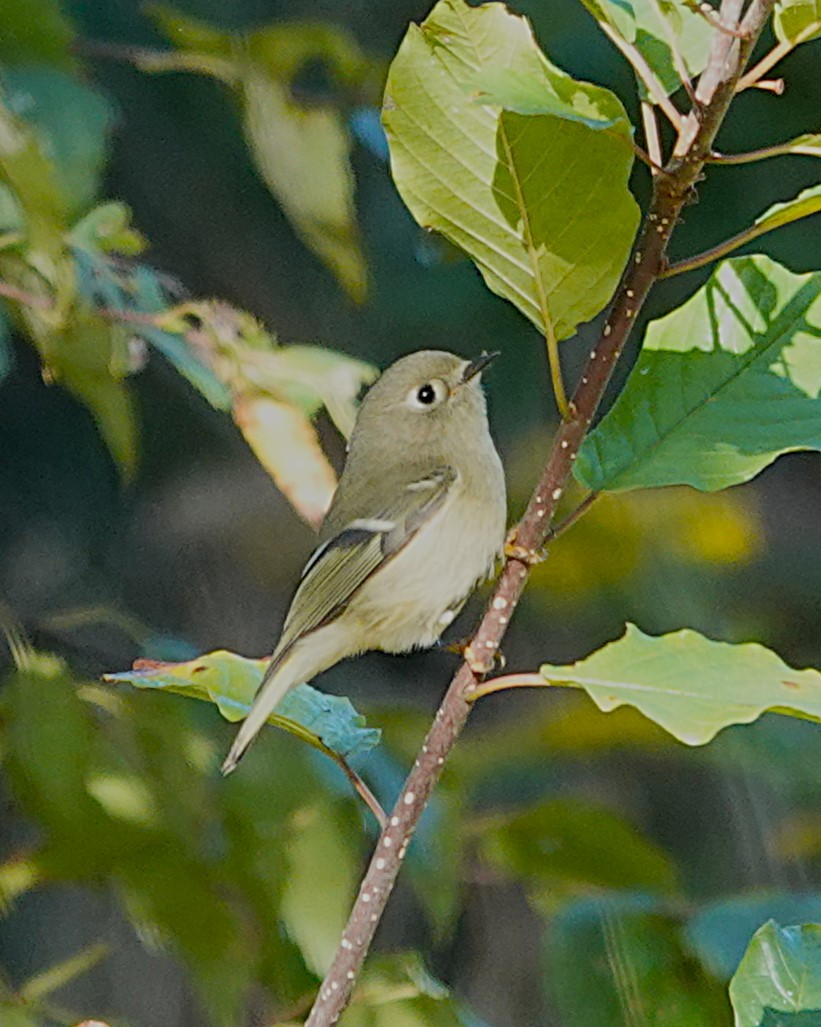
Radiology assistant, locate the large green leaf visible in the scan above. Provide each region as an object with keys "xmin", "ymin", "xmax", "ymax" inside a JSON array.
[
  {"xmin": 104, "ymin": 649, "xmax": 381, "ymax": 761},
  {"xmin": 476, "ymin": 624, "xmax": 821, "ymax": 745},
  {"xmin": 575, "ymin": 256, "xmax": 821, "ymax": 492},
  {"xmin": 546, "ymin": 896, "xmax": 730, "ymax": 1027},
  {"xmin": 382, "ymin": 0, "xmax": 639, "ymax": 341},
  {"xmin": 480, "ymin": 797, "xmax": 678, "ymax": 908},
  {"xmin": 774, "ymin": 0, "xmax": 821, "ymax": 44},
  {"xmin": 730, "ymin": 921, "xmax": 821, "ymax": 1025}
]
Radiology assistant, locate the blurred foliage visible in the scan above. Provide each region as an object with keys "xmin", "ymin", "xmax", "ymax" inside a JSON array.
[{"xmin": 0, "ymin": 0, "xmax": 819, "ymax": 1024}]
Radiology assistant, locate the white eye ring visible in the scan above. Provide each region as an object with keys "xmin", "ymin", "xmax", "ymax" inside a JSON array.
[{"xmin": 406, "ymin": 378, "xmax": 448, "ymax": 410}]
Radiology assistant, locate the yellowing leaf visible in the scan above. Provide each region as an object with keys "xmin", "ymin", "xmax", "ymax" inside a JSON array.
[{"xmin": 234, "ymin": 393, "xmax": 336, "ymax": 528}]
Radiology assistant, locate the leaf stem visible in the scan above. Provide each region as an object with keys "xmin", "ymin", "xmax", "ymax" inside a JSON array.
[
  {"xmin": 736, "ymin": 21, "xmax": 821, "ymax": 90},
  {"xmin": 304, "ymin": 0, "xmax": 778, "ymax": 1021},
  {"xmin": 708, "ymin": 139, "xmax": 817, "ymax": 163},
  {"xmin": 547, "ymin": 491, "xmax": 600, "ymax": 542},
  {"xmin": 599, "ymin": 24, "xmax": 684, "ymax": 130},
  {"xmin": 640, "ymin": 101, "xmax": 663, "ymax": 173},
  {"xmin": 465, "ymin": 672, "xmax": 545, "ymax": 702}
]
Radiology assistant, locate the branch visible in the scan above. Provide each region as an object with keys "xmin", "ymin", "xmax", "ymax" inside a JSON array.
[
  {"xmin": 599, "ymin": 24, "xmax": 684, "ymax": 130},
  {"xmin": 304, "ymin": 1, "xmax": 778, "ymax": 1021}
]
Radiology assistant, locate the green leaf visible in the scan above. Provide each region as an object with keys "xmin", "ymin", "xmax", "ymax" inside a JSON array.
[
  {"xmin": 774, "ymin": 0, "xmax": 821, "ymax": 44},
  {"xmin": 730, "ymin": 921, "xmax": 821, "ymax": 1025},
  {"xmin": 0, "ymin": 1007, "xmax": 40, "ymax": 1027},
  {"xmin": 575, "ymin": 255, "xmax": 821, "ymax": 492},
  {"xmin": 149, "ymin": 9, "xmax": 370, "ymax": 301},
  {"xmin": 342, "ymin": 953, "xmax": 474, "ymax": 1026},
  {"xmin": 532, "ymin": 624, "xmax": 821, "ymax": 746},
  {"xmin": 753, "ymin": 184, "xmax": 821, "ymax": 239},
  {"xmin": 480, "ymin": 797, "xmax": 678, "ymax": 907},
  {"xmin": 686, "ymin": 894, "xmax": 821, "ymax": 982},
  {"xmin": 382, "ymin": 0, "xmax": 640, "ymax": 341},
  {"xmin": 546, "ymin": 896, "xmax": 730, "ymax": 1027},
  {"xmin": 104, "ymin": 650, "xmax": 381, "ymax": 761},
  {"xmin": 0, "ymin": 0, "xmax": 78, "ymax": 71},
  {"xmin": 281, "ymin": 799, "xmax": 360, "ymax": 975},
  {"xmin": 579, "ymin": 0, "xmax": 713, "ymax": 98},
  {"xmin": 4, "ymin": 68, "xmax": 115, "ymax": 219}
]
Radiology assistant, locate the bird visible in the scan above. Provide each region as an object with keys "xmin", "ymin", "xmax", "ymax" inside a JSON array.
[{"xmin": 221, "ymin": 349, "xmax": 506, "ymax": 774}]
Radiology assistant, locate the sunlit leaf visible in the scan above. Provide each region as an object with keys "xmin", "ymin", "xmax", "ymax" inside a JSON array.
[
  {"xmin": 233, "ymin": 392, "xmax": 337, "ymax": 528},
  {"xmin": 774, "ymin": 0, "xmax": 821, "ymax": 44},
  {"xmin": 546, "ymin": 896, "xmax": 730, "ymax": 1027},
  {"xmin": 686, "ymin": 893, "xmax": 821, "ymax": 981},
  {"xmin": 382, "ymin": 0, "xmax": 639, "ymax": 341},
  {"xmin": 579, "ymin": 0, "xmax": 712, "ymax": 98},
  {"xmin": 480, "ymin": 797, "xmax": 679, "ymax": 907},
  {"xmin": 281, "ymin": 799, "xmax": 360, "ymax": 975},
  {"xmin": 576, "ymin": 256, "xmax": 821, "ymax": 492},
  {"xmin": 752, "ymin": 183, "xmax": 821, "ymax": 240},
  {"xmin": 104, "ymin": 650, "xmax": 381, "ymax": 761},
  {"xmin": 730, "ymin": 921, "xmax": 821, "ymax": 1025},
  {"xmin": 525, "ymin": 624, "xmax": 821, "ymax": 746}
]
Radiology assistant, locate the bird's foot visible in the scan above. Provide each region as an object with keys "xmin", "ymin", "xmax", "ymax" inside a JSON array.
[{"xmin": 504, "ymin": 526, "xmax": 547, "ymax": 566}]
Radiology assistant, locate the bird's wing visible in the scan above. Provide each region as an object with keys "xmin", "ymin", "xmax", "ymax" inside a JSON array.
[{"xmin": 276, "ymin": 465, "xmax": 457, "ymax": 655}]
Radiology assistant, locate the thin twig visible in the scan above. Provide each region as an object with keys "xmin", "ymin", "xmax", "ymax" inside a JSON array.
[
  {"xmin": 465, "ymin": 673, "xmax": 545, "ymax": 703},
  {"xmin": 641, "ymin": 101, "xmax": 663, "ymax": 172},
  {"xmin": 737, "ymin": 21, "xmax": 821, "ymax": 90},
  {"xmin": 323, "ymin": 749, "xmax": 388, "ymax": 829},
  {"xmin": 682, "ymin": 0, "xmax": 751, "ymax": 37},
  {"xmin": 304, "ymin": 1, "xmax": 777, "ymax": 1022},
  {"xmin": 600, "ymin": 23, "xmax": 684, "ymax": 130},
  {"xmin": 0, "ymin": 281, "xmax": 52, "ymax": 310},
  {"xmin": 708, "ymin": 138, "xmax": 818, "ymax": 163},
  {"xmin": 546, "ymin": 492, "xmax": 600, "ymax": 542}
]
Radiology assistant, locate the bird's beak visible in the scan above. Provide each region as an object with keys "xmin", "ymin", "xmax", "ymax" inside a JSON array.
[{"xmin": 461, "ymin": 351, "xmax": 500, "ymax": 383}]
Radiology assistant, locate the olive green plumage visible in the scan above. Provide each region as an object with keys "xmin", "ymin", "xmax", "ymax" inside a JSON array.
[{"xmin": 222, "ymin": 349, "xmax": 506, "ymax": 774}]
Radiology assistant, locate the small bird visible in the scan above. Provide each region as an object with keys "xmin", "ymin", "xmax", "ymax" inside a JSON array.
[{"xmin": 221, "ymin": 349, "xmax": 506, "ymax": 774}]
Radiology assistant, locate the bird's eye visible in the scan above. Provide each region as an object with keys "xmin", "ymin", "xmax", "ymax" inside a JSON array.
[{"xmin": 406, "ymin": 378, "xmax": 447, "ymax": 410}]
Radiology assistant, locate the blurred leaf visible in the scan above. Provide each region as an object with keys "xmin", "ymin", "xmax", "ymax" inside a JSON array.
[
  {"xmin": 233, "ymin": 392, "xmax": 337, "ymax": 528},
  {"xmin": 0, "ymin": 859, "xmax": 39, "ymax": 914},
  {"xmin": 2, "ymin": 653, "xmax": 108, "ymax": 857},
  {"xmin": 0, "ymin": 1007, "xmax": 40, "ymax": 1027},
  {"xmin": 242, "ymin": 70, "xmax": 367, "ymax": 301},
  {"xmin": 686, "ymin": 893, "xmax": 821, "ymax": 981},
  {"xmin": 579, "ymin": 0, "xmax": 712, "ymax": 98},
  {"xmin": 341, "ymin": 953, "xmax": 474, "ymax": 1026},
  {"xmin": 3, "ymin": 68, "xmax": 115, "ymax": 220},
  {"xmin": 19, "ymin": 942, "xmax": 107, "ymax": 1002},
  {"xmin": 546, "ymin": 896, "xmax": 730, "ymax": 1026},
  {"xmin": 254, "ymin": 343, "xmax": 378, "ymax": 440},
  {"xmin": 730, "ymin": 921, "xmax": 821, "ymax": 1025},
  {"xmin": 576, "ymin": 256, "xmax": 821, "ymax": 492},
  {"xmin": 383, "ymin": 0, "xmax": 639, "ymax": 342},
  {"xmin": 526, "ymin": 624, "xmax": 821, "ymax": 746},
  {"xmin": 70, "ymin": 201, "xmax": 147, "ymax": 255},
  {"xmin": 774, "ymin": 0, "xmax": 821, "ymax": 44},
  {"xmin": 104, "ymin": 650, "xmax": 381, "ymax": 761},
  {"xmin": 0, "ymin": 0, "xmax": 77, "ymax": 70},
  {"xmin": 480, "ymin": 797, "xmax": 678, "ymax": 907},
  {"xmin": 281, "ymin": 799, "xmax": 360, "ymax": 974},
  {"xmin": 149, "ymin": 9, "xmax": 370, "ymax": 300},
  {"xmin": 116, "ymin": 850, "xmax": 252, "ymax": 1026}
]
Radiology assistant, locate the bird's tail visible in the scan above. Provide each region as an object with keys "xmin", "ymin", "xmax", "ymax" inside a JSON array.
[{"xmin": 221, "ymin": 648, "xmax": 299, "ymax": 775}]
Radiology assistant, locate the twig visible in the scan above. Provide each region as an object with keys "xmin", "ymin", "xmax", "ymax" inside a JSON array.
[
  {"xmin": 708, "ymin": 139, "xmax": 815, "ymax": 163},
  {"xmin": 661, "ymin": 212, "xmax": 807, "ymax": 278},
  {"xmin": 323, "ymin": 749, "xmax": 387, "ymax": 829},
  {"xmin": 748, "ymin": 77, "xmax": 785, "ymax": 93},
  {"xmin": 641, "ymin": 101, "xmax": 663, "ymax": 172},
  {"xmin": 546, "ymin": 492, "xmax": 600, "ymax": 542},
  {"xmin": 646, "ymin": 0, "xmax": 698, "ymax": 105},
  {"xmin": 682, "ymin": 0, "xmax": 751, "ymax": 37},
  {"xmin": 304, "ymin": 1, "xmax": 777, "ymax": 1022},
  {"xmin": 599, "ymin": 24, "xmax": 683, "ymax": 130},
  {"xmin": 465, "ymin": 673, "xmax": 545, "ymax": 702},
  {"xmin": 737, "ymin": 21, "xmax": 821, "ymax": 90},
  {"xmin": 0, "ymin": 281, "xmax": 52, "ymax": 310}
]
